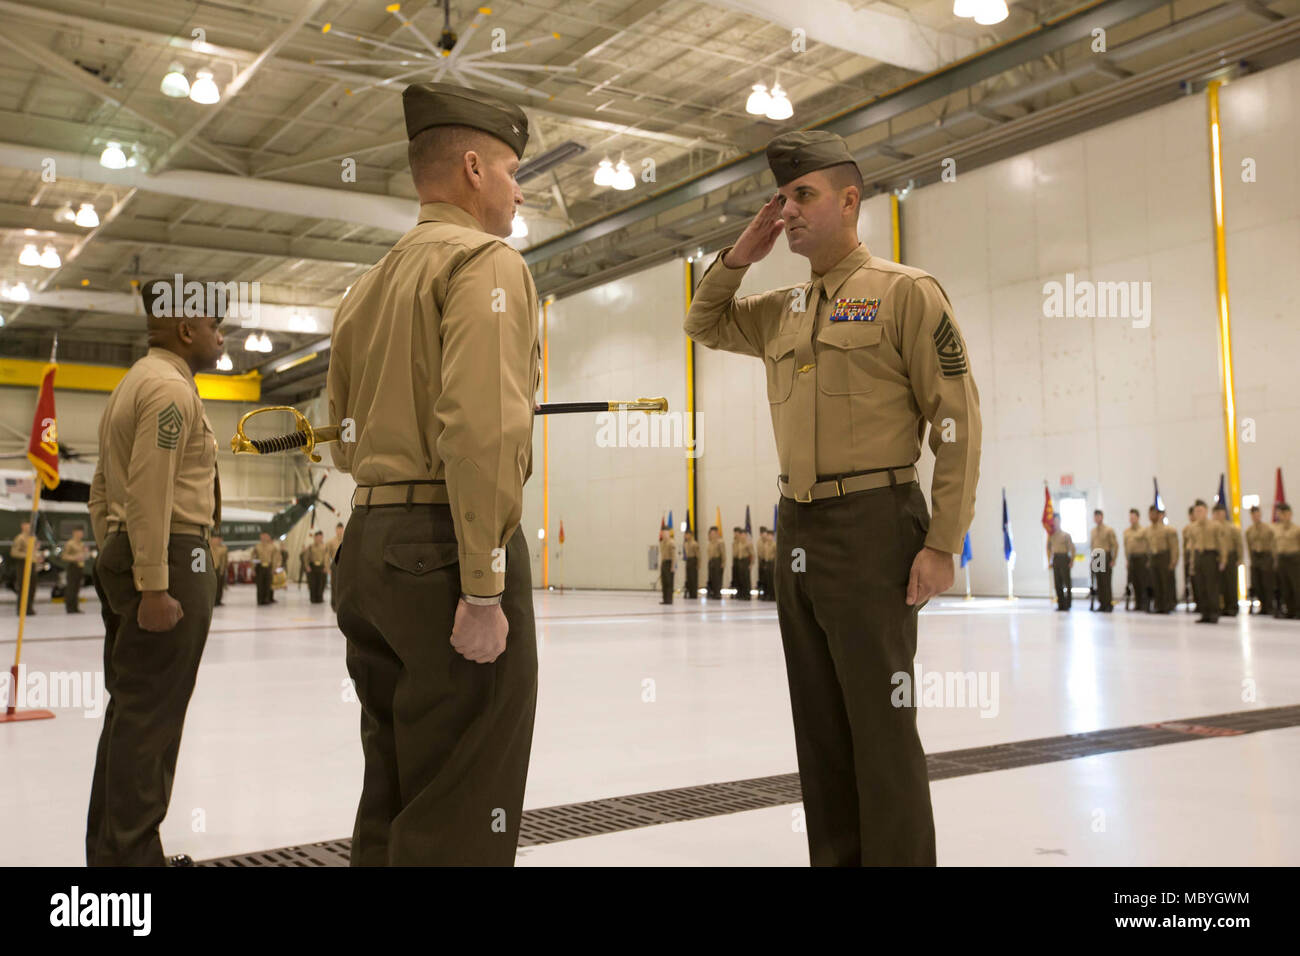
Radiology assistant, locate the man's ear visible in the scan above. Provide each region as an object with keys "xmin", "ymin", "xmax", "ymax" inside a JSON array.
[
  {"xmin": 462, "ymin": 149, "xmax": 483, "ymax": 189},
  {"xmin": 176, "ymin": 318, "xmax": 197, "ymax": 346}
]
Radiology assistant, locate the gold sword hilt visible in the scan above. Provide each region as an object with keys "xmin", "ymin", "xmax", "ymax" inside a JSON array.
[
  {"xmin": 231, "ymin": 406, "xmax": 340, "ymax": 463},
  {"xmin": 608, "ymin": 397, "xmax": 669, "ymax": 412}
]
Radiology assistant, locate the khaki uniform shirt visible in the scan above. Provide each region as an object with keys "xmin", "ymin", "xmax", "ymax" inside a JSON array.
[
  {"xmin": 658, "ymin": 538, "xmax": 674, "ymax": 562},
  {"xmin": 327, "ymin": 201, "xmax": 540, "ymax": 597},
  {"xmin": 1219, "ymin": 520, "xmax": 1243, "ymax": 561},
  {"xmin": 762, "ymin": 538, "xmax": 776, "ymax": 561},
  {"xmin": 305, "ymin": 542, "xmax": 328, "ymax": 567},
  {"xmin": 1245, "ymin": 522, "xmax": 1275, "ymax": 556},
  {"xmin": 325, "ymin": 536, "xmax": 343, "ymax": 566},
  {"xmin": 89, "ymin": 347, "xmax": 220, "ymax": 592},
  {"xmin": 685, "ymin": 244, "xmax": 981, "ymax": 555},
  {"xmin": 1159, "ymin": 525, "xmax": 1179, "ymax": 568},
  {"xmin": 210, "ymin": 541, "xmax": 228, "ymax": 573},
  {"xmin": 1123, "ymin": 526, "xmax": 1149, "ymax": 557},
  {"xmin": 1090, "ymin": 524, "xmax": 1117, "ymax": 562},
  {"xmin": 708, "ymin": 539, "xmax": 724, "ymax": 561},
  {"xmin": 253, "ymin": 540, "xmax": 279, "ymax": 567},
  {"xmin": 10, "ymin": 531, "xmax": 36, "ymax": 561},
  {"xmin": 1275, "ymin": 521, "xmax": 1300, "ymax": 555},
  {"xmin": 684, "ymin": 539, "xmax": 699, "ymax": 560},
  {"xmin": 1187, "ymin": 518, "xmax": 1219, "ymax": 556},
  {"xmin": 1048, "ymin": 530, "xmax": 1074, "ymax": 556},
  {"xmin": 61, "ymin": 538, "xmax": 87, "ymax": 567}
]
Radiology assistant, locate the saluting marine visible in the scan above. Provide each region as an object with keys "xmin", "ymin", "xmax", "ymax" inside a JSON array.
[
  {"xmin": 685, "ymin": 130, "xmax": 981, "ymax": 866},
  {"xmin": 327, "ymin": 83, "xmax": 540, "ymax": 866},
  {"xmin": 86, "ymin": 276, "xmax": 224, "ymax": 866}
]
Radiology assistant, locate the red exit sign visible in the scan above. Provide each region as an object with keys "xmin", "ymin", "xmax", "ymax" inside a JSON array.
[{"xmin": 1060, "ymin": 474, "xmax": 1074, "ymax": 487}]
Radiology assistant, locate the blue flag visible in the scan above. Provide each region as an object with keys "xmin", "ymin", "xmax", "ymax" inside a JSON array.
[
  {"xmin": 773, "ymin": 503, "xmax": 778, "ymax": 533},
  {"xmin": 667, "ymin": 509, "xmax": 674, "ymax": 532},
  {"xmin": 1002, "ymin": 488, "xmax": 1014, "ymax": 560},
  {"xmin": 744, "ymin": 505, "xmax": 751, "ymax": 535},
  {"xmin": 1153, "ymin": 477, "xmax": 1164, "ymax": 512},
  {"xmin": 1215, "ymin": 474, "xmax": 1226, "ymax": 508},
  {"xmin": 961, "ymin": 531, "xmax": 972, "ymax": 568}
]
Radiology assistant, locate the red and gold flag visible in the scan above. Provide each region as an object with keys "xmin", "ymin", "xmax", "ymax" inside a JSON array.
[
  {"xmin": 26, "ymin": 363, "xmax": 59, "ymax": 490},
  {"xmin": 1040, "ymin": 484, "xmax": 1054, "ymax": 534}
]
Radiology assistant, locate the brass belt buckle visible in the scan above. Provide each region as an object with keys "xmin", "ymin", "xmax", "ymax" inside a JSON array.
[
  {"xmin": 834, "ymin": 478, "xmax": 844, "ymax": 496},
  {"xmin": 795, "ymin": 488, "xmax": 813, "ymax": 503}
]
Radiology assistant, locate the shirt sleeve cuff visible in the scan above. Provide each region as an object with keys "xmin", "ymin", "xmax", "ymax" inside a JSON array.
[
  {"xmin": 924, "ymin": 526, "xmax": 964, "ymax": 555},
  {"xmin": 459, "ymin": 552, "xmax": 505, "ymax": 598},
  {"xmin": 134, "ymin": 565, "xmax": 168, "ymax": 591}
]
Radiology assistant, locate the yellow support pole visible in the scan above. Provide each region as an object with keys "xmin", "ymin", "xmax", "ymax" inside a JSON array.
[
  {"xmin": 890, "ymin": 193, "xmax": 901, "ymax": 262},
  {"xmin": 1207, "ymin": 79, "xmax": 1243, "ymax": 602},
  {"xmin": 684, "ymin": 259, "xmax": 697, "ymax": 539},
  {"xmin": 541, "ymin": 297, "xmax": 550, "ymax": 589}
]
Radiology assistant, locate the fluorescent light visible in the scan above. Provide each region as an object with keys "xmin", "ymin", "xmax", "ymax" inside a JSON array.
[
  {"xmin": 99, "ymin": 142, "xmax": 127, "ymax": 169},
  {"xmin": 746, "ymin": 84, "xmax": 771, "ymax": 116},
  {"xmin": 593, "ymin": 157, "xmax": 615, "ymax": 187},
  {"xmin": 765, "ymin": 83, "xmax": 793, "ymax": 120},
  {"xmin": 54, "ymin": 204, "xmax": 77, "ymax": 224},
  {"xmin": 6, "ymin": 281, "xmax": 30, "ymax": 301},
  {"xmin": 511, "ymin": 213, "xmax": 528, "ymax": 238},
  {"xmin": 245, "ymin": 332, "xmax": 260, "ymax": 351},
  {"xmin": 258, "ymin": 332, "xmax": 272, "ymax": 352},
  {"xmin": 216, "ymin": 352, "xmax": 233, "ymax": 371},
  {"xmin": 953, "ymin": 0, "xmax": 978, "ymax": 16},
  {"xmin": 189, "ymin": 69, "xmax": 220, "ymax": 105},
  {"xmin": 39, "ymin": 244, "xmax": 62, "ymax": 269},
  {"xmin": 974, "ymin": 0, "xmax": 1008, "ymax": 24},
  {"xmin": 613, "ymin": 158, "xmax": 635, "ymax": 191},
  {"xmin": 74, "ymin": 203, "xmax": 99, "ymax": 228},
  {"xmin": 19, "ymin": 243, "xmax": 41, "ymax": 266},
  {"xmin": 161, "ymin": 63, "xmax": 190, "ymax": 98}
]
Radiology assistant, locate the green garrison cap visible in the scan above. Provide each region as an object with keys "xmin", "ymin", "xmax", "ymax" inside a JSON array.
[
  {"xmin": 402, "ymin": 82, "xmax": 529, "ymax": 158},
  {"xmin": 766, "ymin": 130, "xmax": 858, "ymax": 187}
]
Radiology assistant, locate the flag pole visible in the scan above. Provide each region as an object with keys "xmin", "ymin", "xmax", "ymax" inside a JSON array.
[
  {"xmin": 4, "ymin": 336, "xmax": 57, "ymax": 723},
  {"xmin": 963, "ymin": 563, "xmax": 971, "ymax": 599}
]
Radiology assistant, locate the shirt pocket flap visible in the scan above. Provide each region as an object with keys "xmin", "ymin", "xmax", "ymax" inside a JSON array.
[
  {"xmin": 382, "ymin": 542, "xmax": 459, "ymax": 575},
  {"xmin": 817, "ymin": 322, "xmax": 883, "ymax": 350},
  {"xmin": 765, "ymin": 332, "xmax": 798, "ymax": 361}
]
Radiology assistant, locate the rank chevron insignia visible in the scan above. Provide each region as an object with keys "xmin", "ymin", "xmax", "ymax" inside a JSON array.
[
  {"xmin": 157, "ymin": 401, "xmax": 184, "ymax": 450},
  {"xmin": 932, "ymin": 313, "xmax": 968, "ymax": 377}
]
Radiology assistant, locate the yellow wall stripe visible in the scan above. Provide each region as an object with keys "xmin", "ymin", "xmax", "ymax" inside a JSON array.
[{"xmin": 0, "ymin": 357, "xmax": 260, "ymax": 401}]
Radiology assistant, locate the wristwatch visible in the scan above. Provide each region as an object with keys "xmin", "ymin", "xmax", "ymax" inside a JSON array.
[{"xmin": 461, "ymin": 593, "xmax": 503, "ymax": 607}]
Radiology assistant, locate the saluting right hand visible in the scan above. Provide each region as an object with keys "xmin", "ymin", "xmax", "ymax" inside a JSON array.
[
  {"xmin": 138, "ymin": 590, "xmax": 184, "ymax": 632},
  {"xmin": 451, "ymin": 599, "xmax": 509, "ymax": 664},
  {"xmin": 723, "ymin": 193, "xmax": 786, "ymax": 268}
]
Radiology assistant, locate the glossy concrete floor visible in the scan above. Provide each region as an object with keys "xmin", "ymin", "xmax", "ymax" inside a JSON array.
[{"xmin": 1, "ymin": 583, "xmax": 1297, "ymax": 866}]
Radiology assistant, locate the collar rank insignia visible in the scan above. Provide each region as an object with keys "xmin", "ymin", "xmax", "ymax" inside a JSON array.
[{"xmin": 829, "ymin": 297, "xmax": 880, "ymax": 322}]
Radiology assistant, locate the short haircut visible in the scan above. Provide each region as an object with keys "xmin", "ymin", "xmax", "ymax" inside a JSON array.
[
  {"xmin": 824, "ymin": 161, "xmax": 864, "ymax": 211},
  {"xmin": 1129, "ymin": 508, "xmax": 1139, "ymax": 516},
  {"xmin": 1212, "ymin": 503, "xmax": 1226, "ymax": 512},
  {"xmin": 1280, "ymin": 502, "xmax": 1292, "ymax": 512},
  {"xmin": 1094, "ymin": 509, "xmax": 1103, "ymax": 516},
  {"xmin": 408, "ymin": 124, "xmax": 502, "ymax": 190},
  {"xmin": 1250, "ymin": 506, "xmax": 1260, "ymax": 513},
  {"xmin": 1194, "ymin": 499, "xmax": 1208, "ymax": 509},
  {"xmin": 337, "ymin": 523, "xmax": 344, "ymax": 529}
]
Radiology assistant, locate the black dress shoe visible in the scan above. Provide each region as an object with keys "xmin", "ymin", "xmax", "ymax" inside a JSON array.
[{"xmin": 166, "ymin": 854, "xmax": 194, "ymax": 867}]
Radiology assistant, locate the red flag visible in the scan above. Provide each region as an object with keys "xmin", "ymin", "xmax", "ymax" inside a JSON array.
[
  {"xmin": 558, "ymin": 520, "xmax": 565, "ymax": 545},
  {"xmin": 27, "ymin": 363, "xmax": 59, "ymax": 490},
  {"xmin": 1040, "ymin": 484, "xmax": 1054, "ymax": 534},
  {"xmin": 1275, "ymin": 468, "xmax": 1286, "ymax": 523}
]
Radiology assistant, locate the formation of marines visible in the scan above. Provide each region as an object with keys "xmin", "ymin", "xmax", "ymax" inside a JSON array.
[{"xmin": 1056, "ymin": 502, "xmax": 1299, "ymax": 620}]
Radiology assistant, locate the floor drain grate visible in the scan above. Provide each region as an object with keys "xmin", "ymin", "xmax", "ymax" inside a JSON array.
[{"xmin": 199, "ymin": 704, "xmax": 1300, "ymax": 864}]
